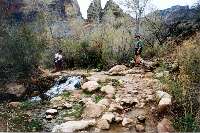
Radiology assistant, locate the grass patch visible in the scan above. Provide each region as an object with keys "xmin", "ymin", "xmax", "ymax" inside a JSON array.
[
  {"xmin": 94, "ymin": 95, "xmax": 104, "ymax": 103},
  {"xmin": 62, "ymin": 92, "xmax": 71, "ymax": 100},
  {"xmin": 65, "ymin": 103, "xmax": 84, "ymax": 118},
  {"xmin": 173, "ymin": 113, "xmax": 199, "ymax": 132}
]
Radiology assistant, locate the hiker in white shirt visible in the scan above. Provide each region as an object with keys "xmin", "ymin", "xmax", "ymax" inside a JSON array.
[{"xmin": 54, "ymin": 50, "xmax": 63, "ymax": 72}]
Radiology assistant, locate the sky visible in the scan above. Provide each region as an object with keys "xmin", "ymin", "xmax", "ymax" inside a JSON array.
[{"xmin": 77, "ymin": 0, "xmax": 197, "ymax": 18}]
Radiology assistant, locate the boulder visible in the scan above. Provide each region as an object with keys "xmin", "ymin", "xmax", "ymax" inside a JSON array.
[
  {"xmin": 108, "ymin": 103, "xmax": 123, "ymax": 112},
  {"xmin": 46, "ymin": 109, "xmax": 58, "ymax": 115},
  {"xmin": 122, "ymin": 118, "xmax": 134, "ymax": 126},
  {"xmin": 135, "ymin": 124, "xmax": 145, "ymax": 132},
  {"xmin": 6, "ymin": 83, "xmax": 26, "ymax": 97},
  {"xmin": 115, "ymin": 116, "xmax": 123, "ymax": 123},
  {"xmin": 157, "ymin": 118, "xmax": 175, "ymax": 133},
  {"xmin": 83, "ymin": 102, "xmax": 106, "ymax": 118},
  {"xmin": 101, "ymin": 85, "xmax": 115, "ymax": 95},
  {"xmin": 82, "ymin": 81, "xmax": 100, "ymax": 92},
  {"xmin": 158, "ymin": 98, "xmax": 172, "ymax": 112},
  {"xmin": 98, "ymin": 99, "xmax": 111, "ymax": 107},
  {"xmin": 97, "ymin": 119, "xmax": 110, "ymax": 130},
  {"xmin": 156, "ymin": 91, "xmax": 172, "ymax": 112},
  {"xmin": 108, "ymin": 65, "xmax": 127, "ymax": 75},
  {"xmin": 137, "ymin": 115, "xmax": 146, "ymax": 123},
  {"xmin": 101, "ymin": 112, "xmax": 115, "ymax": 123},
  {"xmin": 52, "ymin": 119, "xmax": 96, "ymax": 132},
  {"xmin": 121, "ymin": 97, "xmax": 139, "ymax": 106}
]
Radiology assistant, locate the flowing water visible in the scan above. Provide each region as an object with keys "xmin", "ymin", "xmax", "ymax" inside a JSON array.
[{"xmin": 31, "ymin": 76, "xmax": 82, "ymax": 101}]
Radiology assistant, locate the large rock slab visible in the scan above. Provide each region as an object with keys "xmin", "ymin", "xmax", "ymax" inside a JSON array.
[
  {"xmin": 97, "ymin": 119, "xmax": 110, "ymax": 130},
  {"xmin": 82, "ymin": 102, "xmax": 106, "ymax": 118},
  {"xmin": 52, "ymin": 119, "xmax": 96, "ymax": 132},
  {"xmin": 108, "ymin": 65, "xmax": 127, "ymax": 75},
  {"xmin": 101, "ymin": 85, "xmax": 115, "ymax": 95},
  {"xmin": 82, "ymin": 81, "xmax": 100, "ymax": 92},
  {"xmin": 6, "ymin": 83, "xmax": 26, "ymax": 97},
  {"xmin": 101, "ymin": 112, "xmax": 115, "ymax": 123}
]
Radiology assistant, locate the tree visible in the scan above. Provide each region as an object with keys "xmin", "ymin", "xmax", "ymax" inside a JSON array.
[{"xmin": 120, "ymin": 0, "xmax": 149, "ymax": 34}]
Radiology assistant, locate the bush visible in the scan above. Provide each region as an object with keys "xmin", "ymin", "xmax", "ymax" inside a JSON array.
[{"xmin": 0, "ymin": 25, "xmax": 46, "ymax": 81}]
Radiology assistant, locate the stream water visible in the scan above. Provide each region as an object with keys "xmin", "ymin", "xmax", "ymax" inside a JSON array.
[{"xmin": 31, "ymin": 76, "xmax": 82, "ymax": 101}]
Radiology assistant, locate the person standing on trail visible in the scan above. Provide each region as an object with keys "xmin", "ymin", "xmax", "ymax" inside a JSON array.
[
  {"xmin": 134, "ymin": 35, "xmax": 144, "ymax": 65},
  {"xmin": 54, "ymin": 50, "xmax": 63, "ymax": 72}
]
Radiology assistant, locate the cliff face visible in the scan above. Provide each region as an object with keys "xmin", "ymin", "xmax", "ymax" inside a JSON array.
[
  {"xmin": 0, "ymin": 0, "xmax": 82, "ymax": 21},
  {"xmin": 0, "ymin": 0, "xmax": 83, "ymax": 38}
]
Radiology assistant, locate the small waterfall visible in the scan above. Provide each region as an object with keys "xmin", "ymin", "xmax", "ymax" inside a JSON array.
[{"xmin": 31, "ymin": 76, "xmax": 82, "ymax": 101}]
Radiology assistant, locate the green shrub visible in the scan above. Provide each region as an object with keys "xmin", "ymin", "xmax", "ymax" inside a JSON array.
[
  {"xmin": 0, "ymin": 25, "xmax": 46, "ymax": 81},
  {"xmin": 173, "ymin": 113, "xmax": 199, "ymax": 132}
]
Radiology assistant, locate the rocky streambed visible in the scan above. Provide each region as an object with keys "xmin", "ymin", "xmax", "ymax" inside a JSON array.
[{"xmin": 0, "ymin": 64, "xmax": 175, "ymax": 132}]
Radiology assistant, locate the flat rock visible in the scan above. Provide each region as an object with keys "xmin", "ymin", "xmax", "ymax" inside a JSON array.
[
  {"xmin": 108, "ymin": 65, "xmax": 127, "ymax": 75},
  {"xmin": 122, "ymin": 118, "xmax": 134, "ymax": 126},
  {"xmin": 108, "ymin": 103, "xmax": 123, "ymax": 112},
  {"xmin": 83, "ymin": 102, "xmax": 106, "ymax": 118},
  {"xmin": 101, "ymin": 85, "xmax": 115, "ymax": 95},
  {"xmin": 52, "ymin": 119, "xmax": 96, "ymax": 132},
  {"xmin": 98, "ymin": 99, "xmax": 111, "ymax": 107},
  {"xmin": 97, "ymin": 119, "xmax": 110, "ymax": 130},
  {"xmin": 101, "ymin": 112, "xmax": 115, "ymax": 123},
  {"xmin": 82, "ymin": 81, "xmax": 100, "ymax": 92}
]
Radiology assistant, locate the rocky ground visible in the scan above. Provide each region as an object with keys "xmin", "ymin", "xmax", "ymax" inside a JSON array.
[{"xmin": 0, "ymin": 64, "xmax": 175, "ymax": 132}]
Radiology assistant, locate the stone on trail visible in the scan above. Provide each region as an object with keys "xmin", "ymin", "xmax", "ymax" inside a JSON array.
[
  {"xmin": 97, "ymin": 119, "xmax": 110, "ymax": 130},
  {"xmin": 157, "ymin": 118, "xmax": 175, "ymax": 133},
  {"xmin": 6, "ymin": 83, "xmax": 26, "ymax": 97},
  {"xmin": 108, "ymin": 103, "xmax": 123, "ymax": 112},
  {"xmin": 115, "ymin": 116, "xmax": 123, "ymax": 123},
  {"xmin": 98, "ymin": 98, "xmax": 111, "ymax": 107},
  {"xmin": 82, "ymin": 102, "xmax": 106, "ymax": 118},
  {"xmin": 135, "ymin": 124, "xmax": 145, "ymax": 132},
  {"xmin": 52, "ymin": 119, "xmax": 96, "ymax": 132},
  {"xmin": 101, "ymin": 85, "xmax": 115, "ymax": 95},
  {"xmin": 82, "ymin": 81, "xmax": 100, "ymax": 92},
  {"xmin": 101, "ymin": 112, "xmax": 115, "ymax": 123},
  {"xmin": 121, "ymin": 97, "xmax": 139, "ymax": 106},
  {"xmin": 46, "ymin": 109, "xmax": 58, "ymax": 115},
  {"xmin": 122, "ymin": 117, "xmax": 134, "ymax": 127},
  {"xmin": 156, "ymin": 91, "xmax": 172, "ymax": 112},
  {"xmin": 137, "ymin": 115, "xmax": 146, "ymax": 124},
  {"xmin": 107, "ymin": 65, "xmax": 127, "ymax": 75}
]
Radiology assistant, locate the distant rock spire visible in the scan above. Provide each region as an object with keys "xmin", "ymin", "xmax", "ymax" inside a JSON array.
[{"xmin": 87, "ymin": 0, "xmax": 102, "ymax": 23}]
